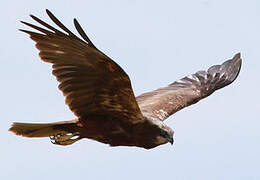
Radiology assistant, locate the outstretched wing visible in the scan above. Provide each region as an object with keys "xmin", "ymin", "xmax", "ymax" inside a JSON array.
[
  {"xmin": 21, "ymin": 9, "xmax": 144, "ymax": 123},
  {"xmin": 136, "ymin": 53, "xmax": 242, "ymax": 121}
]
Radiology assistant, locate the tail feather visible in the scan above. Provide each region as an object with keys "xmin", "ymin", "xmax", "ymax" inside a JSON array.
[{"xmin": 9, "ymin": 120, "xmax": 82, "ymax": 145}]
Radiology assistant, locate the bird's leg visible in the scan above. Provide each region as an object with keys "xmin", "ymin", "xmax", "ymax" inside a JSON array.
[{"xmin": 50, "ymin": 132, "xmax": 81, "ymax": 145}]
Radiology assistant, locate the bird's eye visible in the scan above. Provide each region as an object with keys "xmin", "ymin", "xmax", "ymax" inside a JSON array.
[{"xmin": 160, "ymin": 130, "xmax": 168, "ymax": 137}]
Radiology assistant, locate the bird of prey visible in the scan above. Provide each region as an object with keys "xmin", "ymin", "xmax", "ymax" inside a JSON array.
[{"xmin": 9, "ymin": 10, "xmax": 242, "ymax": 149}]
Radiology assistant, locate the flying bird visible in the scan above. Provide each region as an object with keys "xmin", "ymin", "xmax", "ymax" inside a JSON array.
[{"xmin": 9, "ymin": 10, "xmax": 242, "ymax": 149}]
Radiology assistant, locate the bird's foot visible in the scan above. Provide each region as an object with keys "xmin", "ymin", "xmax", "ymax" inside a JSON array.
[{"xmin": 50, "ymin": 132, "xmax": 81, "ymax": 145}]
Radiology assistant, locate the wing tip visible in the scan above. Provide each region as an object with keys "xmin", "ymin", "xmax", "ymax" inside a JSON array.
[
  {"xmin": 46, "ymin": 9, "xmax": 52, "ymax": 16},
  {"xmin": 210, "ymin": 52, "xmax": 242, "ymax": 90},
  {"xmin": 18, "ymin": 29, "xmax": 31, "ymax": 35},
  {"xmin": 233, "ymin": 52, "xmax": 241, "ymax": 59},
  {"xmin": 232, "ymin": 52, "xmax": 242, "ymax": 66},
  {"xmin": 170, "ymin": 52, "xmax": 242, "ymax": 90},
  {"xmin": 228, "ymin": 52, "xmax": 242, "ymax": 82},
  {"xmin": 232, "ymin": 52, "xmax": 242, "ymax": 67}
]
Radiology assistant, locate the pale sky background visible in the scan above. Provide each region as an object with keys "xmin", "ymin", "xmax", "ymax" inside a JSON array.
[{"xmin": 1, "ymin": 0, "xmax": 259, "ymax": 179}]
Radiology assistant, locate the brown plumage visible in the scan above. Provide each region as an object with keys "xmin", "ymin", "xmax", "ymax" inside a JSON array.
[{"xmin": 9, "ymin": 10, "xmax": 242, "ymax": 149}]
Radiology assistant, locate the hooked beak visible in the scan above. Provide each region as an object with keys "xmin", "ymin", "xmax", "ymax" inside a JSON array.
[{"xmin": 166, "ymin": 137, "xmax": 174, "ymax": 145}]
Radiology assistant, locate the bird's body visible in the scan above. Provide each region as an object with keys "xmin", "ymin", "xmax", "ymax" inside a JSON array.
[
  {"xmin": 78, "ymin": 116, "xmax": 169, "ymax": 149},
  {"xmin": 9, "ymin": 10, "xmax": 242, "ymax": 149}
]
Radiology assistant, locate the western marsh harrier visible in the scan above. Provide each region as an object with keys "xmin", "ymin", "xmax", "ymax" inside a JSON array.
[{"xmin": 9, "ymin": 10, "xmax": 242, "ymax": 149}]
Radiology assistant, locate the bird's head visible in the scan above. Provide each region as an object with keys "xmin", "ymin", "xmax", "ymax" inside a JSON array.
[{"xmin": 151, "ymin": 120, "xmax": 174, "ymax": 146}]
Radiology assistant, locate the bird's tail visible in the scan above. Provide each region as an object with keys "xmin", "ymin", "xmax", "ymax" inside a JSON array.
[{"xmin": 9, "ymin": 120, "xmax": 82, "ymax": 145}]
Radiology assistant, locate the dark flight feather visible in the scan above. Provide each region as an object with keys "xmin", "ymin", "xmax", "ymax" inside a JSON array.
[{"xmin": 19, "ymin": 9, "xmax": 144, "ymax": 123}]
